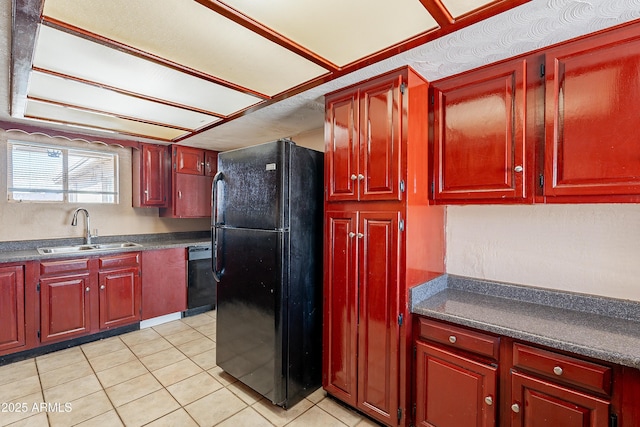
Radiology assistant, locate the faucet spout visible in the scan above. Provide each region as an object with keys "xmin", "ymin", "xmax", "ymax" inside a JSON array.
[{"xmin": 71, "ymin": 208, "xmax": 92, "ymax": 245}]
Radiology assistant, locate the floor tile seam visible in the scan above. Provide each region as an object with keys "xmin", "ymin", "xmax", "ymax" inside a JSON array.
[
  {"xmin": 113, "ymin": 388, "xmax": 182, "ymax": 426},
  {"xmin": 279, "ymin": 403, "xmax": 323, "ymax": 427}
]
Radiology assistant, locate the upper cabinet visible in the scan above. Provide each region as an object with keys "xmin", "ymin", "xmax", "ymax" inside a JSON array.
[
  {"xmin": 325, "ymin": 73, "xmax": 402, "ymax": 202},
  {"xmin": 431, "ymin": 56, "xmax": 542, "ymax": 204},
  {"xmin": 543, "ymin": 24, "xmax": 640, "ymax": 202},
  {"xmin": 175, "ymin": 146, "xmax": 218, "ymax": 176},
  {"xmin": 431, "ymin": 21, "xmax": 640, "ymax": 204},
  {"xmin": 132, "ymin": 143, "xmax": 170, "ymax": 208}
]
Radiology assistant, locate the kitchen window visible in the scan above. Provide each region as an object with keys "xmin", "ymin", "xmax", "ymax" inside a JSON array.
[{"xmin": 7, "ymin": 141, "xmax": 119, "ymax": 203}]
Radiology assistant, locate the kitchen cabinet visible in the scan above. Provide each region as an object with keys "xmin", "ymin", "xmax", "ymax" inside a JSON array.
[
  {"xmin": 325, "ymin": 72, "xmax": 402, "ymax": 202},
  {"xmin": 98, "ymin": 253, "xmax": 141, "ymax": 329},
  {"xmin": 323, "ymin": 66, "xmax": 446, "ymax": 427},
  {"xmin": 39, "ymin": 258, "xmax": 94, "ymax": 344},
  {"xmin": 414, "ymin": 318, "xmax": 498, "ymax": 427},
  {"xmin": 430, "ymin": 55, "xmax": 542, "ymax": 204},
  {"xmin": 141, "ymin": 248, "xmax": 187, "ymax": 320},
  {"xmin": 0, "ymin": 265, "xmax": 26, "ymax": 353},
  {"xmin": 132, "ymin": 143, "xmax": 170, "ymax": 208},
  {"xmin": 39, "ymin": 254, "xmax": 141, "ymax": 344},
  {"xmin": 160, "ymin": 145, "xmax": 218, "ymax": 218},
  {"xmin": 543, "ymin": 23, "xmax": 640, "ymax": 202}
]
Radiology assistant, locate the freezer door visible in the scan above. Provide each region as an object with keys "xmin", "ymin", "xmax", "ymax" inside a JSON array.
[
  {"xmin": 215, "ymin": 227, "xmax": 288, "ymax": 404},
  {"xmin": 216, "ymin": 141, "xmax": 288, "ymax": 230}
]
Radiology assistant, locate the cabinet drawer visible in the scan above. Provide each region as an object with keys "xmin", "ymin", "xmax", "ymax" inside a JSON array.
[
  {"xmin": 40, "ymin": 258, "xmax": 91, "ymax": 276},
  {"xmin": 99, "ymin": 253, "xmax": 140, "ymax": 270},
  {"xmin": 418, "ymin": 318, "xmax": 500, "ymax": 360},
  {"xmin": 512, "ymin": 343, "xmax": 612, "ymax": 396}
]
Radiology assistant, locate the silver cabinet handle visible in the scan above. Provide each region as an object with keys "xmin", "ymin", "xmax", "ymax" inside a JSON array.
[
  {"xmin": 356, "ymin": 233, "xmax": 364, "ymax": 239},
  {"xmin": 358, "ymin": 174, "xmax": 365, "ymax": 180},
  {"xmin": 100, "ymin": 285, "xmax": 105, "ymax": 290},
  {"xmin": 511, "ymin": 403, "xmax": 520, "ymax": 413},
  {"xmin": 553, "ymin": 366, "xmax": 563, "ymax": 376},
  {"xmin": 85, "ymin": 287, "xmax": 90, "ymax": 292},
  {"xmin": 448, "ymin": 335, "xmax": 457, "ymax": 344},
  {"xmin": 484, "ymin": 396, "xmax": 493, "ymax": 406},
  {"xmin": 514, "ymin": 165, "xmax": 523, "ymax": 173},
  {"xmin": 350, "ymin": 174, "xmax": 358, "ymax": 181},
  {"xmin": 178, "ymin": 190, "xmax": 182, "ymax": 199},
  {"xmin": 348, "ymin": 232, "xmax": 356, "ymax": 238}
]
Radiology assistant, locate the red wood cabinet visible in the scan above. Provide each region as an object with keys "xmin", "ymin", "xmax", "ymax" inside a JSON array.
[
  {"xmin": 132, "ymin": 143, "xmax": 170, "ymax": 208},
  {"xmin": 415, "ymin": 342, "xmax": 497, "ymax": 427},
  {"xmin": 98, "ymin": 253, "xmax": 141, "ymax": 329},
  {"xmin": 431, "ymin": 55, "xmax": 541, "ymax": 203},
  {"xmin": 544, "ymin": 24, "xmax": 640, "ymax": 201},
  {"xmin": 325, "ymin": 73, "xmax": 402, "ymax": 202},
  {"xmin": 160, "ymin": 146, "xmax": 218, "ymax": 218},
  {"xmin": 141, "ymin": 248, "xmax": 187, "ymax": 320},
  {"xmin": 510, "ymin": 372, "xmax": 610, "ymax": 427},
  {"xmin": 0, "ymin": 265, "xmax": 26, "ymax": 352},
  {"xmin": 323, "ymin": 67, "xmax": 446, "ymax": 427},
  {"xmin": 39, "ymin": 265, "xmax": 93, "ymax": 344}
]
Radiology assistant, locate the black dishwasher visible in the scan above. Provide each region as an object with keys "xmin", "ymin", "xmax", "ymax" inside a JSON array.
[{"xmin": 185, "ymin": 245, "xmax": 216, "ymax": 317}]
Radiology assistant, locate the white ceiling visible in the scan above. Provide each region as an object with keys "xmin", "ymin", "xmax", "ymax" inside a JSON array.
[{"xmin": 1, "ymin": 0, "xmax": 639, "ymax": 151}]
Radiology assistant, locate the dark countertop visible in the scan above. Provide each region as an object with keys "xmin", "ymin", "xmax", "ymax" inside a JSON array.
[
  {"xmin": 410, "ymin": 274, "xmax": 640, "ymax": 369},
  {"xmin": 0, "ymin": 231, "xmax": 211, "ymax": 263}
]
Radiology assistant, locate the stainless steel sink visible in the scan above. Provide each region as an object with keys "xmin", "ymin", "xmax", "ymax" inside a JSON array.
[{"xmin": 37, "ymin": 242, "xmax": 142, "ymax": 255}]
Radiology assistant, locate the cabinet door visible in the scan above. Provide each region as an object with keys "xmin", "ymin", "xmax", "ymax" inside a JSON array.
[
  {"xmin": 40, "ymin": 273, "xmax": 92, "ymax": 343},
  {"xmin": 511, "ymin": 371, "xmax": 610, "ymax": 427},
  {"xmin": 140, "ymin": 144, "xmax": 169, "ymax": 207},
  {"xmin": 325, "ymin": 92, "xmax": 359, "ymax": 202},
  {"xmin": 174, "ymin": 173, "xmax": 214, "ymax": 218},
  {"xmin": 175, "ymin": 146, "xmax": 204, "ymax": 175},
  {"xmin": 544, "ymin": 27, "xmax": 640, "ymax": 199},
  {"xmin": 415, "ymin": 342, "xmax": 497, "ymax": 427},
  {"xmin": 432, "ymin": 58, "xmax": 530, "ymax": 202},
  {"xmin": 204, "ymin": 150, "xmax": 218, "ymax": 177},
  {"xmin": 323, "ymin": 211, "xmax": 358, "ymax": 406},
  {"xmin": 0, "ymin": 265, "xmax": 25, "ymax": 352},
  {"xmin": 357, "ymin": 211, "xmax": 400, "ymax": 424},
  {"xmin": 359, "ymin": 75, "xmax": 402, "ymax": 201},
  {"xmin": 141, "ymin": 248, "xmax": 187, "ymax": 320},
  {"xmin": 99, "ymin": 267, "xmax": 141, "ymax": 329}
]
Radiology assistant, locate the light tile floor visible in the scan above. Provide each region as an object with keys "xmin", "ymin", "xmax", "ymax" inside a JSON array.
[{"xmin": 0, "ymin": 311, "xmax": 381, "ymax": 427}]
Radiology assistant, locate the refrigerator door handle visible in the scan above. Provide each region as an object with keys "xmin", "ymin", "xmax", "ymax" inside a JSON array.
[{"xmin": 212, "ymin": 171, "xmax": 225, "ymax": 282}]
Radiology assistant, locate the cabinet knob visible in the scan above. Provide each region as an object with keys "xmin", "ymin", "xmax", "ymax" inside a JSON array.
[
  {"xmin": 358, "ymin": 174, "xmax": 365, "ymax": 180},
  {"xmin": 356, "ymin": 233, "xmax": 364, "ymax": 239},
  {"xmin": 511, "ymin": 403, "xmax": 520, "ymax": 413},
  {"xmin": 553, "ymin": 366, "xmax": 563, "ymax": 376},
  {"xmin": 514, "ymin": 165, "xmax": 523, "ymax": 173},
  {"xmin": 448, "ymin": 335, "xmax": 457, "ymax": 344},
  {"xmin": 348, "ymin": 232, "xmax": 356, "ymax": 238},
  {"xmin": 178, "ymin": 190, "xmax": 182, "ymax": 199},
  {"xmin": 100, "ymin": 285, "xmax": 105, "ymax": 290},
  {"xmin": 350, "ymin": 174, "xmax": 358, "ymax": 181},
  {"xmin": 85, "ymin": 287, "xmax": 90, "ymax": 292},
  {"xmin": 484, "ymin": 396, "xmax": 493, "ymax": 406}
]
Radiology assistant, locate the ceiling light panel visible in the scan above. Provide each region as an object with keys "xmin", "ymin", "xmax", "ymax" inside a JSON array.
[
  {"xmin": 28, "ymin": 71, "xmax": 221, "ymax": 130},
  {"xmin": 33, "ymin": 26, "xmax": 262, "ymax": 117},
  {"xmin": 42, "ymin": 0, "xmax": 329, "ymax": 96},
  {"xmin": 25, "ymin": 100, "xmax": 188, "ymax": 140},
  {"xmin": 221, "ymin": 0, "xmax": 439, "ymax": 67},
  {"xmin": 440, "ymin": 0, "xmax": 498, "ymax": 18}
]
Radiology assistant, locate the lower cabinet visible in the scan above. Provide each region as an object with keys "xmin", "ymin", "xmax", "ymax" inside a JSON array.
[
  {"xmin": 0, "ymin": 265, "xmax": 26, "ymax": 353},
  {"xmin": 141, "ymin": 248, "xmax": 187, "ymax": 320},
  {"xmin": 414, "ymin": 317, "xmax": 621, "ymax": 427},
  {"xmin": 39, "ymin": 254, "xmax": 141, "ymax": 344}
]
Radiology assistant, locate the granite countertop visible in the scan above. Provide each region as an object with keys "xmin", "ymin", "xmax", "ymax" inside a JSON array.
[
  {"xmin": 0, "ymin": 231, "xmax": 211, "ymax": 263},
  {"xmin": 410, "ymin": 274, "xmax": 640, "ymax": 369}
]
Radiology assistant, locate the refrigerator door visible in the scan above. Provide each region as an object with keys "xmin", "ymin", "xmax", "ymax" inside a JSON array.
[
  {"xmin": 215, "ymin": 141, "xmax": 289, "ymax": 230},
  {"xmin": 215, "ymin": 226, "xmax": 288, "ymax": 404}
]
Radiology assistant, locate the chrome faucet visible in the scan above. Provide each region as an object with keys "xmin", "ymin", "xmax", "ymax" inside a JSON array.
[{"xmin": 71, "ymin": 208, "xmax": 92, "ymax": 245}]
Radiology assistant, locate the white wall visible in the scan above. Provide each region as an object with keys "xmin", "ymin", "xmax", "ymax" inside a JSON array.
[
  {"xmin": 446, "ymin": 204, "xmax": 640, "ymax": 301},
  {"xmin": 0, "ymin": 129, "xmax": 209, "ymax": 242}
]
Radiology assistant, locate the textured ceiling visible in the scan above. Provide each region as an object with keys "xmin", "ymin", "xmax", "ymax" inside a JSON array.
[{"xmin": 1, "ymin": 0, "xmax": 639, "ymax": 151}]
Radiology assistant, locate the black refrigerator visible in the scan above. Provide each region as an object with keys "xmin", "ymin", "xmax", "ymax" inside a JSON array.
[{"xmin": 211, "ymin": 139, "xmax": 323, "ymax": 409}]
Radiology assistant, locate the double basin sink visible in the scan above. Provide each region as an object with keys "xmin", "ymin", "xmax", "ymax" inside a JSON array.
[{"xmin": 37, "ymin": 241, "xmax": 142, "ymax": 255}]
